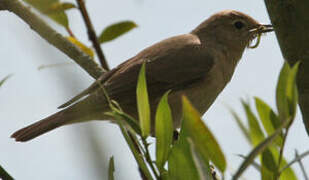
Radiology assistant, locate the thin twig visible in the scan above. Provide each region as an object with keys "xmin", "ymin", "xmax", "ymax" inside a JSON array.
[
  {"xmin": 66, "ymin": 27, "xmax": 76, "ymax": 37},
  {"xmin": 127, "ymin": 132, "xmax": 147, "ymax": 180},
  {"xmin": 141, "ymin": 138, "xmax": 160, "ymax": 179},
  {"xmin": 280, "ymin": 150, "xmax": 309, "ymax": 173},
  {"xmin": 0, "ymin": 0, "xmax": 104, "ymax": 79},
  {"xmin": 295, "ymin": 150, "xmax": 309, "ymax": 180},
  {"xmin": 275, "ymin": 127, "xmax": 290, "ymax": 179},
  {"xmin": 76, "ymin": 0, "xmax": 109, "ymax": 70},
  {"xmin": 236, "ymin": 154, "xmax": 261, "ymax": 171},
  {"xmin": 118, "ymin": 124, "xmax": 154, "ymax": 180},
  {"xmin": 232, "ymin": 119, "xmax": 290, "ymax": 180}
]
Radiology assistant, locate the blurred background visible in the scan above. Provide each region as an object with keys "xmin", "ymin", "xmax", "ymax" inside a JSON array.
[{"xmin": 0, "ymin": 0, "xmax": 308, "ymax": 179}]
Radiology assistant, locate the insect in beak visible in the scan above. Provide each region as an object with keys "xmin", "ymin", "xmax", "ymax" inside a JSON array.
[{"xmin": 248, "ymin": 24, "xmax": 274, "ymax": 49}]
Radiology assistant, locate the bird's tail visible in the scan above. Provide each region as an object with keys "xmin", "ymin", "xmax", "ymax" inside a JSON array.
[{"xmin": 11, "ymin": 110, "xmax": 72, "ymax": 142}]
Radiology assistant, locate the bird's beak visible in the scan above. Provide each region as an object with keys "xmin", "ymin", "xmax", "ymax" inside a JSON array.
[
  {"xmin": 249, "ymin": 24, "xmax": 274, "ymax": 34},
  {"xmin": 259, "ymin": 24, "xmax": 274, "ymax": 33}
]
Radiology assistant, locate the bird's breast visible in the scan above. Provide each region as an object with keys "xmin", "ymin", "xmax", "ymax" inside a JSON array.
[{"xmin": 168, "ymin": 61, "xmax": 231, "ymax": 128}]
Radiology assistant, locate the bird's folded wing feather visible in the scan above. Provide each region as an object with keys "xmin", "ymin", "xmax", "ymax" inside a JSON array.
[{"xmin": 59, "ymin": 33, "xmax": 215, "ymax": 108}]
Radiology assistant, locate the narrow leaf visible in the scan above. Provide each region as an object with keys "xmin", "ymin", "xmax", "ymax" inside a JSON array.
[
  {"xmin": 261, "ymin": 148, "xmax": 277, "ymax": 173},
  {"xmin": 105, "ymin": 111, "xmax": 141, "ymax": 135},
  {"xmin": 241, "ymin": 100, "xmax": 265, "ymax": 145},
  {"xmin": 99, "ymin": 21, "xmax": 137, "ymax": 43},
  {"xmin": 38, "ymin": 62, "xmax": 74, "ymax": 70},
  {"xmin": 136, "ymin": 63, "xmax": 151, "ymax": 137},
  {"xmin": 67, "ymin": 37, "xmax": 94, "ymax": 58},
  {"xmin": 261, "ymin": 164, "xmax": 274, "ymax": 180},
  {"xmin": 0, "ymin": 74, "xmax": 12, "ymax": 88},
  {"xmin": 254, "ymin": 97, "xmax": 283, "ymax": 146},
  {"xmin": 23, "ymin": 0, "xmax": 69, "ymax": 27},
  {"xmin": 232, "ymin": 119, "xmax": 289, "ymax": 180},
  {"xmin": 181, "ymin": 96, "xmax": 226, "ymax": 172},
  {"xmin": 274, "ymin": 151, "xmax": 297, "ymax": 180},
  {"xmin": 168, "ymin": 136, "xmax": 199, "ymax": 180},
  {"xmin": 230, "ymin": 109, "xmax": 251, "ymax": 144},
  {"xmin": 263, "ymin": 146, "xmax": 297, "ymax": 180},
  {"xmin": 155, "ymin": 91, "xmax": 173, "ymax": 171},
  {"xmin": 188, "ymin": 138, "xmax": 212, "ymax": 180},
  {"xmin": 276, "ymin": 62, "xmax": 290, "ymax": 121},
  {"xmin": 280, "ymin": 159, "xmax": 297, "ymax": 180},
  {"xmin": 285, "ymin": 62, "xmax": 300, "ymax": 120},
  {"xmin": 108, "ymin": 156, "xmax": 115, "ymax": 180},
  {"xmin": 45, "ymin": 2, "xmax": 76, "ymax": 14}
]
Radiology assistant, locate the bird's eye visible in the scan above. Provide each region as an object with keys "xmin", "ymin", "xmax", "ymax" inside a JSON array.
[{"xmin": 234, "ymin": 21, "xmax": 244, "ymax": 29}]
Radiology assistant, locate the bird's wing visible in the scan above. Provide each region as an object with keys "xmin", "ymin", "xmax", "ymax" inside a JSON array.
[
  {"xmin": 105, "ymin": 34, "xmax": 215, "ymax": 101},
  {"xmin": 59, "ymin": 33, "xmax": 215, "ymax": 108}
]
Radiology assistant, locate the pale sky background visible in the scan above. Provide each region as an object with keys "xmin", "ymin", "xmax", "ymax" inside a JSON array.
[{"xmin": 0, "ymin": 0, "xmax": 308, "ymax": 179}]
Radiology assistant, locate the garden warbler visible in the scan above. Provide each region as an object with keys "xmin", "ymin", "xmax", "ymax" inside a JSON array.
[{"xmin": 12, "ymin": 10, "xmax": 273, "ymax": 142}]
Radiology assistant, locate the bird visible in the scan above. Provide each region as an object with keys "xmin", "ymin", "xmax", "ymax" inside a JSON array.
[{"xmin": 11, "ymin": 10, "xmax": 273, "ymax": 142}]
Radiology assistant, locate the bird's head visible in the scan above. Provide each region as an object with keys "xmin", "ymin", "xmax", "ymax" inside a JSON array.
[{"xmin": 192, "ymin": 10, "xmax": 273, "ymax": 51}]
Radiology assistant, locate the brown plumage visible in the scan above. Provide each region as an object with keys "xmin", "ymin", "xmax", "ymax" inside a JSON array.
[{"xmin": 11, "ymin": 10, "xmax": 273, "ymax": 142}]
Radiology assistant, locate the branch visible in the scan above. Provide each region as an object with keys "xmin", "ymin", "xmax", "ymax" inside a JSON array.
[
  {"xmin": 275, "ymin": 127, "xmax": 290, "ymax": 179},
  {"xmin": 264, "ymin": 0, "xmax": 309, "ymax": 135},
  {"xmin": 280, "ymin": 150, "xmax": 309, "ymax": 178},
  {"xmin": 141, "ymin": 138, "xmax": 160, "ymax": 179},
  {"xmin": 76, "ymin": 0, "xmax": 109, "ymax": 70},
  {"xmin": 295, "ymin": 150, "xmax": 309, "ymax": 180},
  {"xmin": 0, "ymin": 0, "xmax": 104, "ymax": 79}
]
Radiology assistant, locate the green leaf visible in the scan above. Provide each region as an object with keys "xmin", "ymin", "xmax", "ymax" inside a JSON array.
[
  {"xmin": 242, "ymin": 100, "xmax": 265, "ymax": 145},
  {"xmin": 276, "ymin": 62, "xmax": 291, "ymax": 121},
  {"xmin": 155, "ymin": 91, "xmax": 173, "ymax": 171},
  {"xmin": 108, "ymin": 156, "xmax": 115, "ymax": 180},
  {"xmin": 168, "ymin": 136, "xmax": 199, "ymax": 180},
  {"xmin": 260, "ymin": 147, "xmax": 296, "ymax": 180},
  {"xmin": 254, "ymin": 97, "xmax": 283, "ymax": 146},
  {"xmin": 280, "ymin": 158, "xmax": 297, "ymax": 180},
  {"xmin": 261, "ymin": 147, "xmax": 296, "ymax": 180},
  {"xmin": 105, "ymin": 109, "xmax": 141, "ymax": 135},
  {"xmin": 261, "ymin": 148, "xmax": 277, "ymax": 176},
  {"xmin": 136, "ymin": 63, "xmax": 151, "ymax": 137},
  {"xmin": 161, "ymin": 171, "xmax": 169, "ymax": 180},
  {"xmin": 285, "ymin": 62, "xmax": 300, "ymax": 121},
  {"xmin": 188, "ymin": 138, "xmax": 212, "ymax": 180},
  {"xmin": 181, "ymin": 96, "xmax": 226, "ymax": 172},
  {"xmin": 99, "ymin": 21, "xmax": 137, "ymax": 43},
  {"xmin": 230, "ymin": 109, "xmax": 251, "ymax": 144},
  {"xmin": 232, "ymin": 119, "xmax": 289, "ymax": 180},
  {"xmin": 0, "ymin": 74, "xmax": 12, "ymax": 88},
  {"xmin": 261, "ymin": 164, "xmax": 274, "ymax": 180},
  {"xmin": 270, "ymin": 148, "xmax": 297, "ymax": 180},
  {"xmin": 275, "ymin": 61, "xmax": 299, "ymax": 124},
  {"xmin": 23, "ymin": 0, "xmax": 69, "ymax": 27},
  {"xmin": 45, "ymin": 2, "xmax": 76, "ymax": 14}
]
